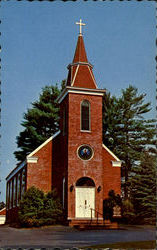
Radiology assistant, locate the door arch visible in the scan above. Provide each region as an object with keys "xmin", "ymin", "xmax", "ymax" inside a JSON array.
[
  {"xmin": 75, "ymin": 177, "xmax": 95, "ymax": 218},
  {"xmin": 76, "ymin": 177, "xmax": 95, "ymax": 187}
]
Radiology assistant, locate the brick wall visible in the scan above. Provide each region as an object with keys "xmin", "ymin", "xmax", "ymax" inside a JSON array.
[
  {"xmin": 0, "ymin": 208, "xmax": 6, "ymax": 215},
  {"xmin": 27, "ymin": 140, "xmax": 52, "ymax": 193},
  {"xmin": 102, "ymin": 147, "xmax": 121, "ymax": 198}
]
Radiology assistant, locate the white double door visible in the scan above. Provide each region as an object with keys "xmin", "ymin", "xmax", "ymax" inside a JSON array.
[{"xmin": 75, "ymin": 187, "xmax": 95, "ymax": 218}]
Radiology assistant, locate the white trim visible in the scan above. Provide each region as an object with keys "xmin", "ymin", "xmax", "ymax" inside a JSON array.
[
  {"xmin": 71, "ymin": 65, "xmax": 79, "ymax": 86},
  {"xmin": 112, "ymin": 161, "xmax": 122, "ymax": 167},
  {"xmin": 58, "ymin": 90, "xmax": 69, "ymax": 104},
  {"xmin": 88, "ymin": 65, "xmax": 98, "ymax": 88},
  {"xmin": 69, "ymin": 90, "xmax": 103, "ymax": 96},
  {"xmin": 6, "ymin": 131, "xmax": 61, "ymax": 181},
  {"xmin": 6, "ymin": 160, "xmax": 26, "ymax": 181},
  {"xmin": 102, "ymin": 144, "xmax": 120, "ymax": 161},
  {"xmin": 27, "ymin": 130, "xmax": 60, "ymax": 158},
  {"xmin": 80, "ymin": 130, "xmax": 91, "ymax": 133},
  {"xmin": 27, "ymin": 157, "xmax": 38, "ymax": 163},
  {"xmin": 0, "ymin": 208, "xmax": 6, "ymax": 213},
  {"xmin": 67, "ymin": 86, "xmax": 106, "ymax": 92},
  {"xmin": 58, "ymin": 87, "xmax": 105, "ymax": 104},
  {"xmin": 67, "ymin": 61, "xmax": 93, "ymax": 69}
]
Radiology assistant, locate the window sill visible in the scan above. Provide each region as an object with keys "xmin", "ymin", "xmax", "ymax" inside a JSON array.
[{"xmin": 80, "ymin": 130, "xmax": 91, "ymax": 133}]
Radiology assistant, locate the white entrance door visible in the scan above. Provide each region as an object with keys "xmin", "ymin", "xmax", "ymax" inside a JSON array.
[{"xmin": 75, "ymin": 187, "xmax": 95, "ymax": 218}]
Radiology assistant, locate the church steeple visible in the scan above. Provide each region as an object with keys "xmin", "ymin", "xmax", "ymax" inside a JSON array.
[
  {"xmin": 72, "ymin": 35, "xmax": 88, "ymax": 63},
  {"xmin": 66, "ymin": 19, "xmax": 97, "ymax": 89}
]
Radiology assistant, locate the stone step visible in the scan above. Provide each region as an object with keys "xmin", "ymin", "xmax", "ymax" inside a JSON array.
[{"xmin": 69, "ymin": 219, "xmax": 118, "ymax": 229}]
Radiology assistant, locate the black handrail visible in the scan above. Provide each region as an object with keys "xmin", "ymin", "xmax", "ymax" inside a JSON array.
[{"xmin": 90, "ymin": 208, "xmax": 104, "ymax": 224}]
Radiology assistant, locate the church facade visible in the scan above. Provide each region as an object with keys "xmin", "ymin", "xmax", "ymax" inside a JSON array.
[{"xmin": 6, "ymin": 21, "xmax": 121, "ymax": 227}]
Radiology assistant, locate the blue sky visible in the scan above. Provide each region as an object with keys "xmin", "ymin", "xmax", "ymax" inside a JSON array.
[{"xmin": 0, "ymin": 1, "xmax": 156, "ymax": 202}]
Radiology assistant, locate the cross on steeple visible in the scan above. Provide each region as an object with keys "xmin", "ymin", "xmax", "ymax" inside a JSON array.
[{"xmin": 76, "ymin": 19, "xmax": 86, "ymax": 35}]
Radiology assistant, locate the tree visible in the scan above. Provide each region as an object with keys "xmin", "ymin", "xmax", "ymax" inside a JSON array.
[
  {"xmin": 121, "ymin": 199, "xmax": 135, "ymax": 224},
  {"xmin": 19, "ymin": 186, "xmax": 63, "ymax": 227},
  {"xmin": 103, "ymin": 85, "xmax": 156, "ymax": 199},
  {"xmin": 0, "ymin": 201, "xmax": 5, "ymax": 210},
  {"xmin": 14, "ymin": 84, "xmax": 61, "ymax": 162},
  {"xmin": 103, "ymin": 92, "xmax": 120, "ymax": 148},
  {"xmin": 130, "ymin": 153, "xmax": 156, "ymax": 224}
]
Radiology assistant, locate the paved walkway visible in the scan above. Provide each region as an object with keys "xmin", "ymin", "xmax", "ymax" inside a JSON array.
[{"xmin": 0, "ymin": 224, "xmax": 155, "ymax": 249}]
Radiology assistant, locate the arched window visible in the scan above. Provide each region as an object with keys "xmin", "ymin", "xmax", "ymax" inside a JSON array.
[{"xmin": 81, "ymin": 100, "xmax": 90, "ymax": 131}]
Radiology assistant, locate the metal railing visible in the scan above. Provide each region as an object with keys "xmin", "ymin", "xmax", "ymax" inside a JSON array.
[{"xmin": 90, "ymin": 208, "xmax": 104, "ymax": 224}]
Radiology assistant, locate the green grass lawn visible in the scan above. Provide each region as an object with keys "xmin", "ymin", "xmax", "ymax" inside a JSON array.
[{"xmin": 84, "ymin": 240, "xmax": 156, "ymax": 249}]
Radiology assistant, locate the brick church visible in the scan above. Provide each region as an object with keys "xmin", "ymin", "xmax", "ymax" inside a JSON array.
[{"xmin": 6, "ymin": 20, "xmax": 121, "ymax": 227}]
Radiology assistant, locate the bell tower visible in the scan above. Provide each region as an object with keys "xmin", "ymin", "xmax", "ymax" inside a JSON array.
[{"xmin": 58, "ymin": 20, "xmax": 106, "ymax": 224}]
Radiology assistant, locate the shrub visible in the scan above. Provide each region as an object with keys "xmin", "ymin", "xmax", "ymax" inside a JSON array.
[
  {"xmin": 103, "ymin": 190, "xmax": 122, "ymax": 221},
  {"xmin": 121, "ymin": 199, "xmax": 136, "ymax": 224},
  {"xmin": 18, "ymin": 186, "xmax": 63, "ymax": 227}
]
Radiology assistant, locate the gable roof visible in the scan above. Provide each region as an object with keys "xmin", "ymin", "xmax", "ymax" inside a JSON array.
[
  {"xmin": 27, "ymin": 130, "xmax": 60, "ymax": 158},
  {"xmin": 0, "ymin": 208, "xmax": 6, "ymax": 215},
  {"xmin": 6, "ymin": 131, "xmax": 61, "ymax": 182},
  {"xmin": 102, "ymin": 144, "xmax": 120, "ymax": 161}
]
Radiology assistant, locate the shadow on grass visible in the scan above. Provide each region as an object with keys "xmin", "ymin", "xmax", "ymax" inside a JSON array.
[{"xmin": 84, "ymin": 240, "xmax": 156, "ymax": 249}]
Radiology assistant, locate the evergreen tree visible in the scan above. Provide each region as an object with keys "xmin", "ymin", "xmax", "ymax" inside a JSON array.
[
  {"xmin": 130, "ymin": 153, "xmax": 156, "ymax": 224},
  {"xmin": 0, "ymin": 201, "xmax": 5, "ymax": 210},
  {"xmin": 103, "ymin": 85, "xmax": 156, "ymax": 198},
  {"xmin": 103, "ymin": 92, "xmax": 120, "ymax": 148},
  {"xmin": 14, "ymin": 84, "xmax": 61, "ymax": 162}
]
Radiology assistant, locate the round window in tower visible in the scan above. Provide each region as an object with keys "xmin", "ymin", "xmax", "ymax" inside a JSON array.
[{"xmin": 77, "ymin": 145, "xmax": 94, "ymax": 161}]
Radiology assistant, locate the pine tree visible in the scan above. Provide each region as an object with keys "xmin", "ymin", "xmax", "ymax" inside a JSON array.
[
  {"xmin": 14, "ymin": 84, "xmax": 61, "ymax": 162},
  {"xmin": 130, "ymin": 153, "xmax": 156, "ymax": 224},
  {"xmin": 0, "ymin": 202, "xmax": 5, "ymax": 210},
  {"xmin": 103, "ymin": 92, "xmax": 121, "ymax": 148},
  {"xmin": 103, "ymin": 85, "xmax": 156, "ymax": 199}
]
